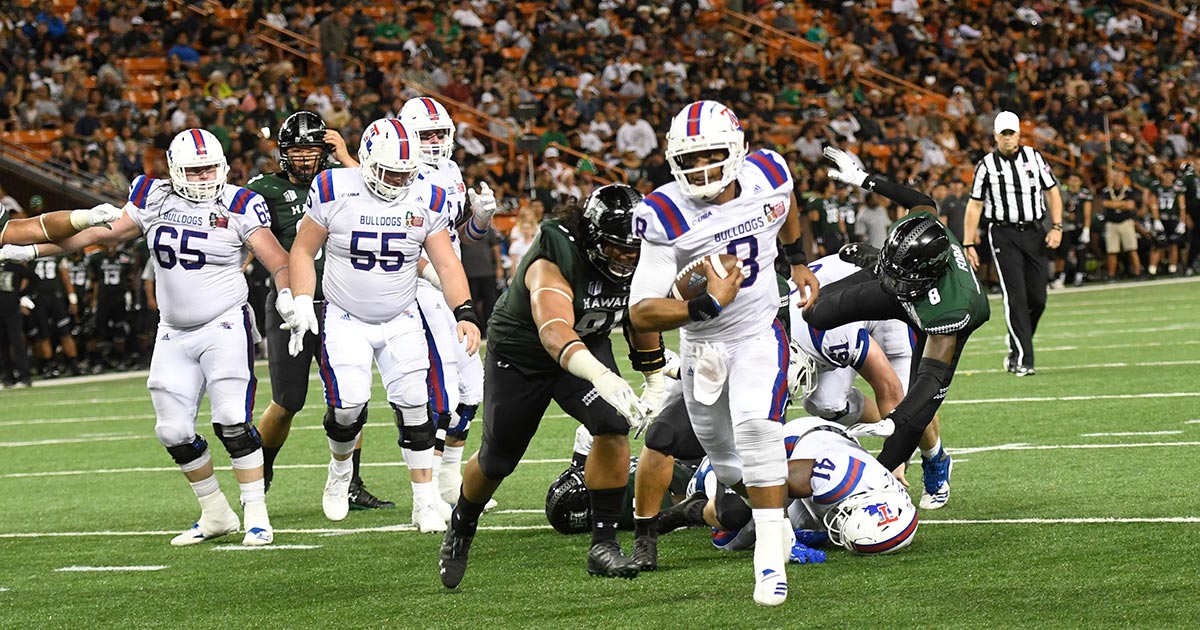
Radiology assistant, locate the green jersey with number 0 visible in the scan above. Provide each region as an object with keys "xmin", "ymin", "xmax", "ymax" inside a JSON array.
[
  {"xmin": 489, "ymin": 219, "xmax": 630, "ymax": 376},
  {"xmin": 247, "ymin": 172, "xmax": 325, "ymax": 300},
  {"xmin": 896, "ymin": 211, "xmax": 990, "ymax": 336}
]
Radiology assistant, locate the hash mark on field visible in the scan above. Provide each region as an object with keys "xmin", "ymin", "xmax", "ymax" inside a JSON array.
[
  {"xmin": 945, "ymin": 392, "xmax": 1200, "ymax": 405},
  {"xmin": 1080, "ymin": 431, "xmax": 1183, "ymax": 437},
  {"xmin": 948, "ymin": 441, "xmax": 1200, "ymax": 455},
  {"xmin": 211, "ymin": 544, "xmax": 321, "ymax": 551},
  {"xmin": 54, "ymin": 565, "xmax": 168, "ymax": 572},
  {"xmin": 1186, "ymin": 420, "xmax": 1200, "ymax": 424}
]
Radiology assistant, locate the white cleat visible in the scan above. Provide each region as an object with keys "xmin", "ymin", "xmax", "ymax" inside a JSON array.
[
  {"xmin": 322, "ymin": 460, "xmax": 352, "ymax": 522},
  {"xmin": 242, "ymin": 526, "xmax": 274, "ymax": 546},
  {"xmin": 414, "ymin": 496, "xmax": 448, "ymax": 533},
  {"xmin": 483, "ymin": 498, "xmax": 498, "ymax": 513},
  {"xmin": 170, "ymin": 511, "xmax": 240, "ymax": 547},
  {"xmin": 753, "ymin": 567, "xmax": 789, "ymax": 607},
  {"xmin": 920, "ymin": 481, "xmax": 951, "ymax": 510}
]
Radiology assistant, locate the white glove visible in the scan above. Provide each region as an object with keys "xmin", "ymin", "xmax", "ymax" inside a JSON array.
[
  {"xmin": 1079, "ymin": 227, "xmax": 1090, "ymax": 245},
  {"xmin": 634, "ymin": 370, "xmax": 666, "ymax": 438},
  {"xmin": 593, "ymin": 371, "xmax": 653, "ymax": 432},
  {"xmin": 88, "ymin": 203, "xmax": 124, "ymax": 228},
  {"xmin": 467, "ymin": 181, "xmax": 498, "ymax": 227},
  {"xmin": 846, "ymin": 418, "xmax": 896, "ymax": 438},
  {"xmin": 20, "ymin": 295, "xmax": 35, "ymax": 311},
  {"xmin": 0, "ymin": 244, "xmax": 38, "ymax": 262},
  {"xmin": 1175, "ymin": 220, "xmax": 1187, "ymax": 235},
  {"xmin": 1153, "ymin": 219, "xmax": 1165, "ymax": 233},
  {"xmin": 275, "ymin": 288, "xmax": 298, "ymax": 329},
  {"xmin": 281, "ymin": 294, "xmax": 318, "ymax": 356},
  {"xmin": 823, "ymin": 146, "xmax": 868, "ymax": 188},
  {"xmin": 663, "ymin": 348, "xmax": 682, "ymax": 380}
]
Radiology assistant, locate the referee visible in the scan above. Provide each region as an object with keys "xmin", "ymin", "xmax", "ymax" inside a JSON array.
[{"xmin": 963, "ymin": 111, "xmax": 1063, "ymax": 376}]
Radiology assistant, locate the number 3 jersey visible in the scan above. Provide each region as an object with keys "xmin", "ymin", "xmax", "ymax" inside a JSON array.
[
  {"xmin": 124, "ymin": 175, "xmax": 269, "ymax": 328},
  {"xmin": 631, "ymin": 148, "xmax": 793, "ymax": 344},
  {"xmin": 303, "ymin": 168, "xmax": 450, "ymax": 323}
]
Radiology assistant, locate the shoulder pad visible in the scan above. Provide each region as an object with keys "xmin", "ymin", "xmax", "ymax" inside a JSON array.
[
  {"xmin": 636, "ymin": 190, "xmax": 690, "ymax": 242},
  {"xmin": 128, "ymin": 175, "xmax": 156, "ymax": 209},
  {"xmin": 314, "ymin": 170, "xmax": 336, "ymax": 203},
  {"xmin": 227, "ymin": 187, "xmax": 259, "ymax": 215},
  {"xmin": 744, "ymin": 149, "xmax": 791, "ymax": 191}
]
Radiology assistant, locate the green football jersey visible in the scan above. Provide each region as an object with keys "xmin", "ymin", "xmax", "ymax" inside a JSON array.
[
  {"xmin": 808, "ymin": 196, "xmax": 845, "ymax": 240},
  {"xmin": 1146, "ymin": 178, "xmax": 1184, "ymax": 221},
  {"xmin": 775, "ymin": 273, "xmax": 791, "ymax": 333},
  {"xmin": 0, "ymin": 206, "xmax": 9, "ymax": 234},
  {"xmin": 895, "ymin": 211, "xmax": 990, "ymax": 336},
  {"xmin": 246, "ymin": 172, "xmax": 325, "ymax": 300},
  {"xmin": 488, "ymin": 219, "xmax": 631, "ymax": 376}
]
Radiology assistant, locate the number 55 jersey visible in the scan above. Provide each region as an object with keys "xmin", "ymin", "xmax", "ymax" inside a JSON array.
[{"xmin": 125, "ymin": 175, "xmax": 271, "ymax": 328}]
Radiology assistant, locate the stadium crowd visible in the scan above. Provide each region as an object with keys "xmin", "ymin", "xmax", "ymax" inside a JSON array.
[{"xmin": 2, "ymin": 0, "xmax": 1200, "ymax": 388}]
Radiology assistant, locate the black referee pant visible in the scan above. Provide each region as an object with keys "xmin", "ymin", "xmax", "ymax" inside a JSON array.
[{"xmin": 987, "ymin": 222, "xmax": 1048, "ymax": 370}]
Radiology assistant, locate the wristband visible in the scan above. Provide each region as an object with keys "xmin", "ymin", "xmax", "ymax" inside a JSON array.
[
  {"xmin": 453, "ymin": 301, "xmax": 479, "ymax": 326},
  {"xmin": 69, "ymin": 209, "xmax": 91, "ymax": 231},
  {"xmin": 963, "ymin": 243, "xmax": 976, "ymax": 249},
  {"xmin": 68, "ymin": 293, "xmax": 78, "ymax": 305},
  {"xmin": 1051, "ymin": 224, "xmax": 1062, "ymax": 231},
  {"xmin": 687, "ymin": 293, "xmax": 723, "ymax": 322},
  {"xmin": 556, "ymin": 339, "xmax": 584, "ymax": 368},
  {"xmin": 781, "ymin": 239, "xmax": 807, "ymax": 266},
  {"xmin": 629, "ymin": 344, "xmax": 666, "ymax": 373}
]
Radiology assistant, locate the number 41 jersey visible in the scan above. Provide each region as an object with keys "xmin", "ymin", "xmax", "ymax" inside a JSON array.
[
  {"xmin": 124, "ymin": 175, "xmax": 270, "ymax": 328},
  {"xmin": 304, "ymin": 168, "xmax": 450, "ymax": 323},
  {"xmin": 633, "ymin": 148, "xmax": 794, "ymax": 343}
]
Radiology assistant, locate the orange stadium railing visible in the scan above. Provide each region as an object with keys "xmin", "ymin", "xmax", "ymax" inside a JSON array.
[
  {"xmin": 0, "ymin": 135, "xmax": 124, "ymax": 203},
  {"xmin": 720, "ymin": 8, "xmax": 829, "ymax": 78}
]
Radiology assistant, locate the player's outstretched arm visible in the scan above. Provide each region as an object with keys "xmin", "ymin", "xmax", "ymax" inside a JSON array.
[
  {"xmin": 873, "ymin": 333, "xmax": 958, "ymax": 470},
  {"xmin": 856, "ymin": 341, "xmax": 905, "ymax": 418},
  {"xmin": 824, "ymin": 146, "xmax": 936, "ymax": 215},
  {"xmin": 3, "ymin": 211, "xmax": 141, "ymax": 261},
  {"xmin": 1, "ymin": 203, "xmax": 124, "ymax": 246},
  {"xmin": 464, "ymin": 182, "xmax": 498, "ymax": 242},
  {"xmin": 427, "ymin": 228, "xmax": 481, "ymax": 355},
  {"xmin": 623, "ymin": 324, "xmax": 666, "ymax": 435}
]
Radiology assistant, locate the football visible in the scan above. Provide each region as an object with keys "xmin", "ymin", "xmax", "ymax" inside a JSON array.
[{"xmin": 670, "ymin": 253, "xmax": 742, "ymax": 300}]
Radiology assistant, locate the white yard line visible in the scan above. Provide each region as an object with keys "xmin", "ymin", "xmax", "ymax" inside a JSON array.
[
  {"xmin": 957, "ymin": 359, "xmax": 1200, "ymax": 375},
  {"xmin": 944, "ymin": 392, "xmax": 1200, "ymax": 405},
  {"xmin": 1080, "ymin": 431, "xmax": 1183, "ymax": 437},
  {"xmin": 210, "ymin": 545, "xmax": 321, "ymax": 551},
  {"xmin": 54, "ymin": 565, "xmax": 168, "ymax": 572},
  {"xmin": 947, "ymin": 441, "xmax": 1200, "ymax": 455},
  {"xmin": 0, "ymin": 435, "xmax": 146, "ymax": 447},
  {"xmin": 0, "ymin": 458, "xmax": 572, "ymax": 479}
]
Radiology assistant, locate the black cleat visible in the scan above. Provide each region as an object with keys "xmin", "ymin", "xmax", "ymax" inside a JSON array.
[
  {"xmin": 658, "ymin": 492, "xmax": 708, "ymax": 534},
  {"xmin": 631, "ymin": 536, "xmax": 657, "ymax": 572},
  {"xmin": 439, "ymin": 528, "xmax": 473, "ymax": 589},
  {"xmin": 348, "ymin": 481, "xmax": 396, "ymax": 510},
  {"xmin": 839, "ymin": 242, "xmax": 880, "ymax": 270},
  {"xmin": 587, "ymin": 540, "xmax": 640, "ymax": 579}
]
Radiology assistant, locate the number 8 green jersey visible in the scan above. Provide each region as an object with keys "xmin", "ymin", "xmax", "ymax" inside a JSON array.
[
  {"xmin": 488, "ymin": 219, "xmax": 631, "ymax": 376},
  {"xmin": 897, "ymin": 211, "xmax": 990, "ymax": 336}
]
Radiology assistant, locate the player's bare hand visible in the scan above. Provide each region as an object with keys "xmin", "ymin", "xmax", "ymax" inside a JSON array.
[
  {"xmin": 791, "ymin": 265, "xmax": 819, "ymax": 308},
  {"xmin": 1045, "ymin": 229, "xmax": 1061, "ymax": 249},
  {"xmin": 324, "ymin": 130, "xmax": 355, "ymax": 165},
  {"xmin": 457, "ymin": 321, "xmax": 481, "ymax": 355},
  {"xmin": 965, "ymin": 246, "xmax": 981, "ymax": 269},
  {"xmin": 705, "ymin": 258, "xmax": 743, "ymax": 308},
  {"xmin": 892, "ymin": 463, "xmax": 910, "ymax": 489}
]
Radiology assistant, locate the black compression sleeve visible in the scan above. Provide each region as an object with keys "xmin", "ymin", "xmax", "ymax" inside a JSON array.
[
  {"xmin": 876, "ymin": 357, "xmax": 951, "ymax": 470},
  {"xmin": 864, "ymin": 174, "xmax": 937, "ymax": 211}
]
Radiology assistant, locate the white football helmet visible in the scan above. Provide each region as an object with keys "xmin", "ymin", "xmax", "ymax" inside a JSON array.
[
  {"xmin": 787, "ymin": 340, "xmax": 819, "ymax": 401},
  {"xmin": 167, "ymin": 128, "xmax": 229, "ymax": 202},
  {"xmin": 665, "ymin": 100, "xmax": 747, "ymax": 201},
  {"xmin": 358, "ymin": 118, "xmax": 423, "ymax": 200},
  {"xmin": 398, "ymin": 96, "xmax": 455, "ymax": 164},
  {"xmin": 824, "ymin": 490, "xmax": 918, "ymax": 555}
]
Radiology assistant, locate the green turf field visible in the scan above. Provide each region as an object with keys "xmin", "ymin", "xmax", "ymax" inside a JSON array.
[{"xmin": 2, "ymin": 279, "xmax": 1199, "ymax": 628}]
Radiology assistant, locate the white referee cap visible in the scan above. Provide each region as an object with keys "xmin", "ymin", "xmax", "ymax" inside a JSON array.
[{"xmin": 994, "ymin": 111, "xmax": 1021, "ymax": 134}]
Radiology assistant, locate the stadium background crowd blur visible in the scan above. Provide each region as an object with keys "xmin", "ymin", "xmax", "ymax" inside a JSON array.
[{"xmin": 1, "ymin": 0, "xmax": 1199, "ymax": 386}]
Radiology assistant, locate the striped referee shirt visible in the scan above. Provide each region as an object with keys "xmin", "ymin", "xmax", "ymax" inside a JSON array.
[{"xmin": 969, "ymin": 147, "xmax": 1059, "ymax": 224}]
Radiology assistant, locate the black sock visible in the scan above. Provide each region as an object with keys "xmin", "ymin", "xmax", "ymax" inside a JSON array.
[
  {"xmin": 351, "ymin": 448, "xmax": 363, "ymax": 485},
  {"xmin": 589, "ymin": 487, "xmax": 625, "ymax": 546},
  {"xmin": 634, "ymin": 514, "xmax": 659, "ymax": 540},
  {"xmin": 451, "ymin": 489, "xmax": 487, "ymax": 538},
  {"xmin": 262, "ymin": 445, "xmax": 281, "ymax": 477}
]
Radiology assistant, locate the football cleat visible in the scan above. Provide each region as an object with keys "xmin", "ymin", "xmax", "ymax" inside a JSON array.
[
  {"xmin": 631, "ymin": 536, "xmax": 658, "ymax": 572},
  {"xmin": 1014, "ymin": 365, "xmax": 1036, "ymax": 377},
  {"xmin": 658, "ymin": 491, "xmax": 708, "ymax": 534},
  {"xmin": 242, "ymin": 526, "xmax": 274, "ymax": 546},
  {"xmin": 483, "ymin": 498, "xmax": 499, "ymax": 513},
  {"xmin": 347, "ymin": 481, "xmax": 395, "ymax": 510},
  {"xmin": 586, "ymin": 540, "xmax": 640, "ymax": 579},
  {"xmin": 920, "ymin": 449, "xmax": 953, "ymax": 510},
  {"xmin": 413, "ymin": 496, "xmax": 448, "ymax": 533},
  {"xmin": 438, "ymin": 528, "xmax": 473, "ymax": 589},
  {"xmin": 711, "ymin": 528, "xmax": 738, "ymax": 550},
  {"xmin": 1004, "ymin": 356, "xmax": 1017, "ymax": 373},
  {"xmin": 170, "ymin": 511, "xmax": 240, "ymax": 547},
  {"xmin": 753, "ymin": 567, "xmax": 789, "ymax": 607},
  {"xmin": 322, "ymin": 460, "xmax": 353, "ymax": 522}
]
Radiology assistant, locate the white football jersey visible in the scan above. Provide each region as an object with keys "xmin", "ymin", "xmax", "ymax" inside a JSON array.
[
  {"xmin": 304, "ymin": 168, "xmax": 451, "ymax": 323},
  {"xmin": 416, "ymin": 160, "xmax": 467, "ymax": 258},
  {"xmin": 796, "ymin": 254, "xmax": 916, "ymax": 364},
  {"xmin": 633, "ymin": 148, "xmax": 793, "ymax": 343},
  {"xmin": 124, "ymin": 175, "xmax": 268, "ymax": 328},
  {"xmin": 784, "ymin": 417, "xmax": 906, "ymax": 522}
]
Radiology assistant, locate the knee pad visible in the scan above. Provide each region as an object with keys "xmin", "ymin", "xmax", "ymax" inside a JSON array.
[
  {"xmin": 447, "ymin": 403, "xmax": 476, "ymax": 440},
  {"xmin": 643, "ymin": 420, "xmax": 677, "ymax": 456},
  {"xmin": 393, "ymin": 403, "xmax": 435, "ymax": 452},
  {"xmin": 714, "ymin": 483, "xmax": 752, "ymax": 531},
  {"xmin": 164, "ymin": 434, "xmax": 209, "ymax": 466},
  {"xmin": 324, "ymin": 404, "xmax": 367, "ymax": 443},
  {"xmin": 734, "ymin": 419, "xmax": 787, "ymax": 487},
  {"xmin": 212, "ymin": 421, "xmax": 263, "ymax": 459}
]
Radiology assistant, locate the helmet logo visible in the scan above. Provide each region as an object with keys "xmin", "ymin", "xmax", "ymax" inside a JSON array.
[
  {"xmin": 190, "ymin": 129, "xmax": 208, "ymax": 156},
  {"xmin": 863, "ymin": 503, "xmax": 900, "ymax": 526},
  {"xmin": 685, "ymin": 102, "xmax": 704, "ymax": 136},
  {"xmin": 421, "ymin": 97, "xmax": 440, "ymax": 120}
]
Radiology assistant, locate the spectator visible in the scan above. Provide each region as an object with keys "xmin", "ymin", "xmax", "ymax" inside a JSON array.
[
  {"xmin": 319, "ymin": 9, "xmax": 351, "ymax": 88},
  {"xmin": 166, "ymin": 32, "xmax": 200, "ymax": 65},
  {"xmin": 855, "ymin": 199, "xmax": 892, "ymax": 249},
  {"xmin": 615, "ymin": 104, "xmax": 656, "ymax": 160}
]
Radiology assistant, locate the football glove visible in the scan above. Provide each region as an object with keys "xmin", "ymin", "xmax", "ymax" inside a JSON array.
[
  {"xmin": 824, "ymin": 146, "xmax": 868, "ymax": 188},
  {"xmin": 1153, "ymin": 219, "xmax": 1165, "ymax": 233},
  {"xmin": 846, "ymin": 417, "xmax": 896, "ymax": 438},
  {"xmin": 1175, "ymin": 220, "xmax": 1187, "ymax": 235},
  {"xmin": 69, "ymin": 203, "xmax": 124, "ymax": 230},
  {"xmin": 0, "ymin": 244, "xmax": 38, "ymax": 262},
  {"xmin": 789, "ymin": 541, "xmax": 827, "ymax": 564},
  {"xmin": 467, "ymin": 181, "xmax": 498, "ymax": 227},
  {"xmin": 594, "ymin": 371, "xmax": 653, "ymax": 432},
  {"xmin": 634, "ymin": 370, "xmax": 665, "ymax": 438},
  {"xmin": 275, "ymin": 288, "xmax": 298, "ymax": 329},
  {"xmin": 281, "ymin": 294, "xmax": 319, "ymax": 356},
  {"xmin": 1079, "ymin": 227, "xmax": 1090, "ymax": 245}
]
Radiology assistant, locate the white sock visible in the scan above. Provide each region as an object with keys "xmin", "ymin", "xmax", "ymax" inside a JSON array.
[
  {"xmin": 921, "ymin": 438, "xmax": 942, "ymax": 460},
  {"xmin": 752, "ymin": 509, "xmax": 787, "ymax": 575},
  {"xmin": 330, "ymin": 456, "xmax": 353, "ymax": 477},
  {"xmin": 442, "ymin": 445, "xmax": 465, "ymax": 467},
  {"xmin": 243, "ymin": 499, "xmax": 270, "ymax": 528},
  {"xmin": 328, "ymin": 433, "xmax": 360, "ymax": 457},
  {"xmin": 239, "ymin": 479, "xmax": 266, "ymax": 505},
  {"xmin": 412, "ymin": 480, "xmax": 436, "ymax": 503},
  {"xmin": 189, "ymin": 475, "xmax": 220, "ymax": 499}
]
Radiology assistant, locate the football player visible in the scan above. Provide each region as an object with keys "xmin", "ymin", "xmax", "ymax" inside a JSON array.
[
  {"xmin": 1145, "ymin": 167, "xmax": 1189, "ymax": 276},
  {"xmin": 439, "ymin": 184, "xmax": 658, "ymax": 589},
  {"xmin": 1053, "ymin": 173, "xmax": 1093, "ymax": 288},
  {"xmin": 287, "ymin": 119, "xmax": 480, "ymax": 532},
  {"xmin": 397, "ymin": 97, "xmax": 498, "ymax": 513},
  {"xmin": 805, "ymin": 147, "xmax": 990, "ymax": 477},
  {"xmin": 627, "ymin": 100, "xmax": 819, "ymax": 607},
  {"xmin": 86, "ymin": 243, "xmax": 135, "ymax": 370},
  {"xmin": 31, "ymin": 128, "xmax": 300, "ymax": 546},
  {"xmin": 26, "ymin": 252, "xmax": 83, "ymax": 376},
  {"xmin": 245, "ymin": 111, "xmax": 395, "ymax": 510}
]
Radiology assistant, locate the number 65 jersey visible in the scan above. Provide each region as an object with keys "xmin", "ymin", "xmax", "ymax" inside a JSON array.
[
  {"xmin": 125, "ymin": 175, "xmax": 270, "ymax": 328},
  {"xmin": 631, "ymin": 149, "xmax": 793, "ymax": 344},
  {"xmin": 304, "ymin": 168, "xmax": 450, "ymax": 324}
]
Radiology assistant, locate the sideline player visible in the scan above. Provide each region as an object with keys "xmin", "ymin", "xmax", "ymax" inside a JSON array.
[
  {"xmin": 804, "ymin": 147, "xmax": 989, "ymax": 475},
  {"xmin": 286, "ymin": 118, "xmax": 480, "ymax": 532},
  {"xmin": 627, "ymin": 100, "xmax": 820, "ymax": 607},
  {"xmin": 397, "ymin": 96, "xmax": 498, "ymax": 510},
  {"xmin": 246, "ymin": 111, "xmax": 394, "ymax": 510},
  {"xmin": 31, "ymin": 128, "xmax": 300, "ymax": 546},
  {"xmin": 439, "ymin": 185, "xmax": 658, "ymax": 588}
]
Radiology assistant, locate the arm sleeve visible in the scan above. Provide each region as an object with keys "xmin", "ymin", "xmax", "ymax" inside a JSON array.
[
  {"xmin": 629, "ymin": 239, "xmax": 678, "ymax": 305},
  {"xmin": 876, "ymin": 357, "xmax": 951, "ymax": 470},
  {"xmin": 969, "ymin": 160, "xmax": 989, "ymax": 201}
]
